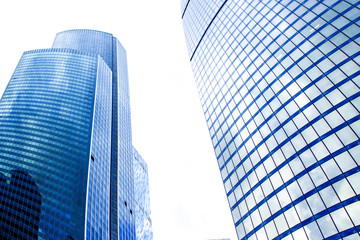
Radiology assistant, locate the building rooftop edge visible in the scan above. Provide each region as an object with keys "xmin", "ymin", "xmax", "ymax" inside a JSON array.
[
  {"xmin": 56, "ymin": 29, "xmax": 114, "ymax": 37},
  {"xmin": 24, "ymin": 48, "xmax": 99, "ymax": 58}
]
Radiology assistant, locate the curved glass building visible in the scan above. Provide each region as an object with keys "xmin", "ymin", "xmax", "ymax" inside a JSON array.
[
  {"xmin": 0, "ymin": 30, "xmax": 138, "ymax": 240},
  {"xmin": 182, "ymin": 1, "xmax": 360, "ymax": 239},
  {"xmin": 0, "ymin": 48, "xmax": 111, "ymax": 240}
]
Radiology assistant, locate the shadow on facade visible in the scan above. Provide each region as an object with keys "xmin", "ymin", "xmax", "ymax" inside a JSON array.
[{"xmin": 0, "ymin": 169, "xmax": 42, "ymax": 239}]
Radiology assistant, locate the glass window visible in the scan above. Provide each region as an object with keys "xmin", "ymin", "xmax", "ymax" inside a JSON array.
[
  {"xmin": 347, "ymin": 172, "xmax": 360, "ymax": 195},
  {"xmin": 307, "ymin": 66, "xmax": 323, "ymax": 81},
  {"xmin": 272, "ymin": 149, "xmax": 286, "ymax": 167},
  {"xmin": 229, "ymin": 192, "xmax": 237, "ymax": 207},
  {"xmin": 295, "ymin": 200, "xmax": 312, "ymax": 221},
  {"xmin": 329, "ymin": 32, "xmax": 349, "ymax": 47},
  {"xmin": 294, "ymin": 92, "xmax": 310, "ymax": 109},
  {"xmin": 300, "ymin": 149, "xmax": 317, "ymax": 169},
  {"xmin": 284, "ymin": 206, "xmax": 300, "ymax": 228},
  {"xmin": 333, "ymin": 178, "xmax": 356, "ymax": 201},
  {"xmin": 304, "ymin": 221, "xmax": 323, "ymax": 239},
  {"xmin": 230, "ymin": 171, "xmax": 239, "ymax": 187},
  {"xmin": 287, "ymin": 180, "xmax": 303, "ymax": 200},
  {"xmin": 307, "ymin": 192, "xmax": 326, "ymax": 214},
  {"xmin": 259, "ymin": 202, "xmax": 271, "ymax": 220},
  {"xmin": 328, "ymin": 49, "xmax": 348, "ymax": 65},
  {"xmin": 301, "ymin": 126, "xmax": 318, "ymax": 144},
  {"xmin": 336, "ymin": 126, "xmax": 358, "ymax": 146},
  {"xmin": 297, "ymin": 173, "xmax": 315, "ymax": 194},
  {"xmin": 327, "ymin": 68, "xmax": 347, "ymax": 85},
  {"xmin": 234, "ymin": 185, "xmax": 243, "ymax": 203},
  {"xmin": 317, "ymin": 215, "xmax": 337, "ymax": 238},
  {"xmin": 265, "ymin": 220, "xmax": 278, "ymax": 240},
  {"xmin": 277, "ymin": 90, "xmax": 291, "ymax": 104},
  {"xmin": 243, "ymin": 215, "xmax": 254, "ymax": 234},
  {"xmin": 277, "ymin": 188, "xmax": 292, "ymax": 207},
  {"xmin": 323, "ymin": 134, "xmax": 344, "ymax": 153},
  {"xmin": 350, "ymin": 119, "xmax": 360, "ymax": 138},
  {"xmin": 327, "ymin": 89, "xmax": 346, "ymax": 106},
  {"xmin": 345, "ymin": 201, "xmax": 360, "ymax": 225},
  {"xmin": 342, "ymin": 60, "xmax": 360, "ymax": 77},
  {"xmin": 321, "ymin": 159, "xmax": 341, "ymax": 180},
  {"xmin": 255, "ymin": 163, "xmax": 266, "ymax": 181},
  {"xmin": 339, "ymin": 80, "xmax": 360, "ymax": 99},
  {"xmin": 315, "ymin": 77, "xmax": 334, "ymax": 92},
  {"xmin": 305, "ymin": 84, "xmax": 322, "ymax": 100},
  {"xmin": 285, "ymin": 100, "xmax": 300, "ymax": 116},
  {"xmin": 289, "ymin": 157, "xmax": 305, "ymax": 175},
  {"xmin": 302, "ymin": 105, "xmax": 320, "ymax": 122},
  {"xmin": 255, "ymin": 227, "xmax": 267, "ymax": 240},
  {"xmin": 251, "ymin": 209, "xmax": 262, "ymax": 228},
  {"xmin": 232, "ymin": 207, "xmax": 241, "ymax": 223},
  {"xmin": 308, "ymin": 49, "xmax": 324, "ymax": 63},
  {"xmin": 279, "ymin": 164, "xmax": 294, "ymax": 183},
  {"xmin": 274, "ymin": 128, "xmax": 288, "ymax": 145},
  {"xmin": 241, "ymin": 177, "xmax": 252, "ymax": 195},
  {"xmin": 309, "ymin": 166, "xmax": 328, "ymax": 187},
  {"xmin": 292, "ymin": 227, "xmax": 308, "ymax": 240},
  {"xmin": 334, "ymin": 151, "xmax": 357, "ymax": 173},
  {"xmin": 270, "ymin": 172, "xmax": 284, "ymax": 190},
  {"xmin": 312, "ymin": 118, "xmax": 331, "ymax": 137},
  {"xmin": 310, "ymin": 141, "xmax": 330, "ymax": 161},
  {"xmin": 266, "ymin": 135, "xmax": 278, "ymax": 152},
  {"xmin": 268, "ymin": 195, "xmax": 281, "ymax": 214},
  {"xmin": 283, "ymin": 120, "xmax": 298, "ymax": 137},
  {"xmin": 274, "ymin": 213, "xmax": 289, "ymax": 234},
  {"xmin": 236, "ymin": 223, "xmax": 246, "ymax": 239},
  {"xmin": 261, "ymin": 178, "xmax": 274, "ymax": 197},
  {"xmin": 319, "ymin": 185, "xmax": 340, "ymax": 208},
  {"xmin": 248, "ymin": 171, "xmax": 259, "ymax": 189},
  {"xmin": 331, "ymin": 207, "xmax": 354, "ymax": 232}
]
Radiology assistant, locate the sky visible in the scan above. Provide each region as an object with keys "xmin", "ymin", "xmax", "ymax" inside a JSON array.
[{"xmin": 0, "ymin": 1, "xmax": 237, "ymax": 239}]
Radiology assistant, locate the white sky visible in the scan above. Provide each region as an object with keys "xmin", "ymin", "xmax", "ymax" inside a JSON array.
[{"xmin": 0, "ymin": 1, "xmax": 237, "ymax": 239}]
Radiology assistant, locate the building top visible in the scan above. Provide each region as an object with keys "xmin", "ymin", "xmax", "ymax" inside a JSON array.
[
  {"xmin": 24, "ymin": 48, "xmax": 98, "ymax": 58},
  {"xmin": 56, "ymin": 29, "xmax": 114, "ymax": 37}
]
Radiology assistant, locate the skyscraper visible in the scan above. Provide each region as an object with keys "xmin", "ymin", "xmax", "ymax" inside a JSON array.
[
  {"xmin": 182, "ymin": 1, "xmax": 360, "ymax": 239},
  {"xmin": 0, "ymin": 30, "xmax": 137, "ymax": 240},
  {"xmin": 53, "ymin": 29, "xmax": 135, "ymax": 240},
  {"xmin": 133, "ymin": 148, "xmax": 153, "ymax": 240}
]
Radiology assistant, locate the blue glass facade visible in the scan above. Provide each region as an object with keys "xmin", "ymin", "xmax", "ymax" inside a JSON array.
[
  {"xmin": 133, "ymin": 148, "xmax": 153, "ymax": 240},
  {"xmin": 0, "ymin": 29, "xmax": 140, "ymax": 240},
  {"xmin": 182, "ymin": 1, "xmax": 360, "ymax": 239},
  {"xmin": 53, "ymin": 30, "xmax": 136, "ymax": 240},
  {"xmin": 0, "ymin": 48, "xmax": 111, "ymax": 239}
]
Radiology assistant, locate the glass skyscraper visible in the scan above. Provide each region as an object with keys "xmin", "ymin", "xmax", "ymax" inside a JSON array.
[
  {"xmin": 133, "ymin": 148, "xmax": 153, "ymax": 240},
  {"xmin": 182, "ymin": 1, "xmax": 360, "ymax": 239},
  {"xmin": 0, "ymin": 30, "xmax": 140, "ymax": 240}
]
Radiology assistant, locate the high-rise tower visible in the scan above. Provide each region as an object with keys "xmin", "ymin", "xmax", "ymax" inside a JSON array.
[
  {"xmin": 182, "ymin": 1, "xmax": 360, "ymax": 239},
  {"xmin": 133, "ymin": 148, "xmax": 153, "ymax": 240},
  {"xmin": 53, "ymin": 29, "xmax": 135, "ymax": 240},
  {"xmin": 0, "ymin": 30, "xmax": 137, "ymax": 240}
]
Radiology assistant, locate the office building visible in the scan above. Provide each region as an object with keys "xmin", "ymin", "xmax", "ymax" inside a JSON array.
[
  {"xmin": 0, "ymin": 30, "xmax": 136, "ymax": 240},
  {"xmin": 133, "ymin": 148, "xmax": 153, "ymax": 240},
  {"xmin": 53, "ymin": 29, "xmax": 135, "ymax": 240},
  {"xmin": 182, "ymin": 1, "xmax": 360, "ymax": 239}
]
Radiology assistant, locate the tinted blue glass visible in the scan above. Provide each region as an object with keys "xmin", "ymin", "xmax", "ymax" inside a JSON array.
[
  {"xmin": 0, "ymin": 29, "xmax": 144, "ymax": 240},
  {"xmin": 133, "ymin": 148, "xmax": 153, "ymax": 240},
  {"xmin": 86, "ymin": 56, "xmax": 112, "ymax": 240},
  {"xmin": 52, "ymin": 29, "xmax": 136, "ymax": 240},
  {"xmin": 0, "ymin": 48, "xmax": 105, "ymax": 240},
  {"xmin": 116, "ymin": 40, "xmax": 136, "ymax": 240},
  {"xmin": 182, "ymin": 0, "xmax": 360, "ymax": 239}
]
